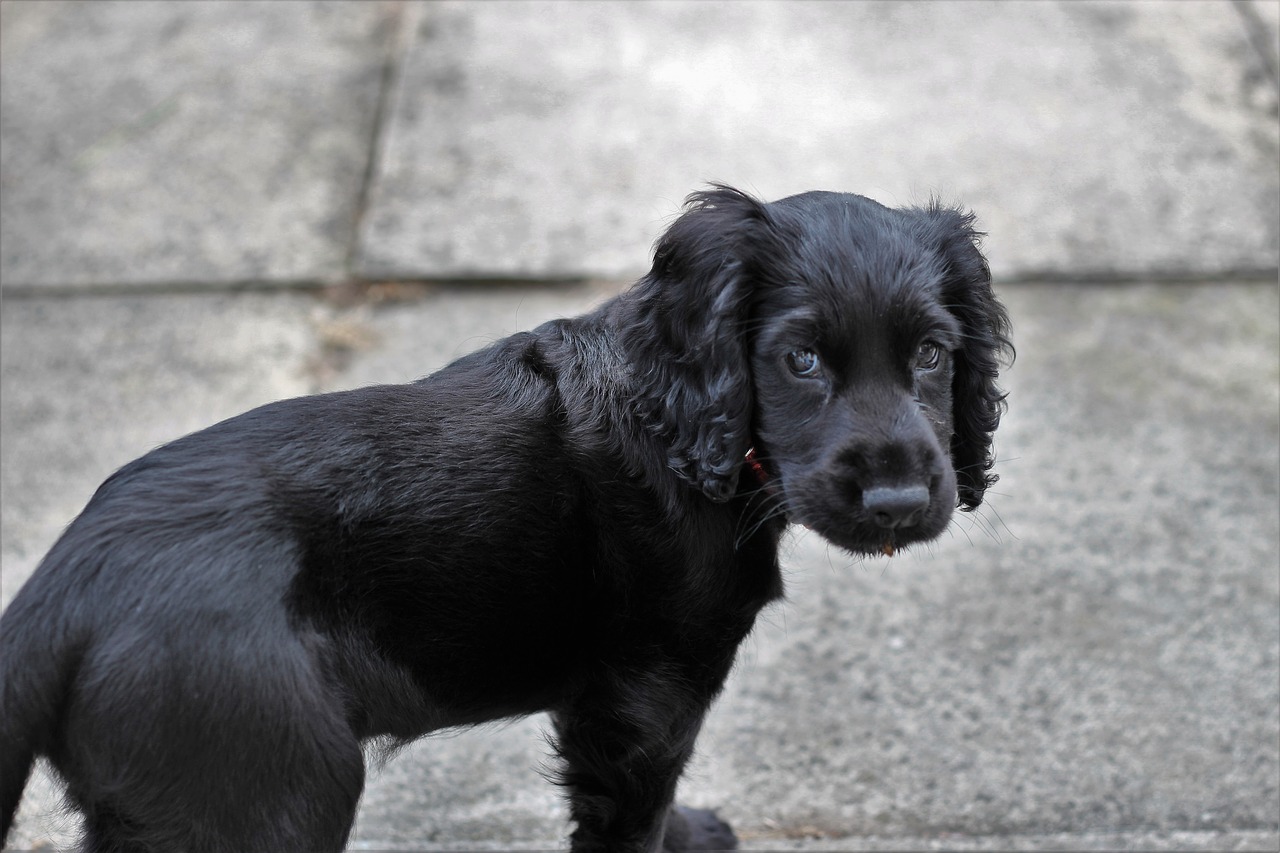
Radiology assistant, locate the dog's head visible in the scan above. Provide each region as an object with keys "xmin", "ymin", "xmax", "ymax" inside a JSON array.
[{"xmin": 622, "ymin": 185, "xmax": 1012, "ymax": 556}]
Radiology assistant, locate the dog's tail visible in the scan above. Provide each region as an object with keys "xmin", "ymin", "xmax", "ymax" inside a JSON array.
[{"xmin": 1, "ymin": 554, "xmax": 83, "ymax": 842}]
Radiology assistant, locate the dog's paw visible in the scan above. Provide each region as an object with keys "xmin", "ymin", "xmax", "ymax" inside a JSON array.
[{"xmin": 663, "ymin": 804, "xmax": 738, "ymax": 852}]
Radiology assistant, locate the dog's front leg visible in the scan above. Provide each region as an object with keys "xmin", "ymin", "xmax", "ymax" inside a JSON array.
[{"xmin": 551, "ymin": 679, "xmax": 735, "ymax": 853}]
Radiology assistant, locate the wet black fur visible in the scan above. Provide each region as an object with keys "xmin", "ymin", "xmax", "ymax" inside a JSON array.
[{"xmin": 0, "ymin": 186, "xmax": 1010, "ymax": 852}]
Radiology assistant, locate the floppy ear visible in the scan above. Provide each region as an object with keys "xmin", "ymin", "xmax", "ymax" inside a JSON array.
[
  {"xmin": 619, "ymin": 185, "xmax": 770, "ymax": 502},
  {"xmin": 921, "ymin": 204, "xmax": 1014, "ymax": 510}
]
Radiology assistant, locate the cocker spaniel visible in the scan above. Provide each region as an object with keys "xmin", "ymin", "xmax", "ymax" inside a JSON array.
[{"xmin": 1, "ymin": 186, "xmax": 1011, "ymax": 852}]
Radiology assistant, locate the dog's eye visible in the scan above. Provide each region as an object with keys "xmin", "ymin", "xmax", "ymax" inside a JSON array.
[
  {"xmin": 915, "ymin": 341, "xmax": 942, "ymax": 371},
  {"xmin": 786, "ymin": 349, "xmax": 822, "ymax": 378}
]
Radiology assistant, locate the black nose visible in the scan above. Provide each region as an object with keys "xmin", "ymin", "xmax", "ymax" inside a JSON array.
[{"xmin": 863, "ymin": 485, "xmax": 930, "ymax": 529}]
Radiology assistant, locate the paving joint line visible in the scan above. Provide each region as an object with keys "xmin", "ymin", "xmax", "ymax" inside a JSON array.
[
  {"xmin": 3, "ymin": 268, "xmax": 1279, "ymax": 302},
  {"xmin": 342, "ymin": 0, "xmax": 413, "ymax": 280}
]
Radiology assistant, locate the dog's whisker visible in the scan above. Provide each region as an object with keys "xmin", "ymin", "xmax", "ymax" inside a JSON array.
[
  {"xmin": 734, "ymin": 492, "xmax": 792, "ymax": 548},
  {"xmin": 959, "ymin": 505, "xmax": 1003, "ymax": 545},
  {"xmin": 947, "ymin": 516, "xmax": 978, "ymax": 549},
  {"xmin": 976, "ymin": 501, "xmax": 1017, "ymax": 543}
]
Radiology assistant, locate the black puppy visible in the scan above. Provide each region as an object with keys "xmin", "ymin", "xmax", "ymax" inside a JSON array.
[{"xmin": 0, "ymin": 186, "xmax": 1010, "ymax": 852}]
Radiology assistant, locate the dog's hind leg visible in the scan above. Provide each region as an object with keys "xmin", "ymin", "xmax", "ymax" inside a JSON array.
[
  {"xmin": 60, "ymin": 625, "xmax": 366, "ymax": 853},
  {"xmin": 71, "ymin": 725, "xmax": 365, "ymax": 853}
]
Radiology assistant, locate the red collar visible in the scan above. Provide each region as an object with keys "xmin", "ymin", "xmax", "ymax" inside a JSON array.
[{"xmin": 744, "ymin": 447, "xmax": 771, "ymax": 488}]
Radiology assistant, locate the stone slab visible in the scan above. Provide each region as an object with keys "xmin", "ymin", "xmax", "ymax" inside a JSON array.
[
  {"xmin": 0, "ymin": 0, "xmax": 397, "ymax": 290},
  {"xmin": 357, "ymin": 0, "xmax": 1279, "ymax": 283},
  {"xmin": 3, "ymin": 282, "xmax": 1277, "ymax": 848}
]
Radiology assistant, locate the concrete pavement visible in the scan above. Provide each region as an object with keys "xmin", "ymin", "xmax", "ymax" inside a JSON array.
[{"xmin": 2, "ymin": 2, "xmax": 1277, "ymax": 850}]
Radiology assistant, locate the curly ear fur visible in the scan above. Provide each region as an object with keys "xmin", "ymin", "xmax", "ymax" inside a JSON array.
[
  {"xmin": 619, "ymin": 186, "xmax": 771, "ymax": 502},
  {"xmin": 918, "ymin": 204, "xmax": 1014, "ymax": 510}
]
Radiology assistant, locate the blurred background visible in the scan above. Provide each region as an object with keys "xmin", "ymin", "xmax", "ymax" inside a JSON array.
[{"xmin": 1, "ymin": 1, "xmax": 1277, "ymax": 850}]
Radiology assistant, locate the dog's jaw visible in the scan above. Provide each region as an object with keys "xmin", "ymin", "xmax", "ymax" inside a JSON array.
[{"xmin": 772, "ymin": 462, "xmax": 958, "ymax": 558}]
